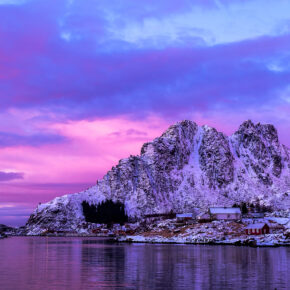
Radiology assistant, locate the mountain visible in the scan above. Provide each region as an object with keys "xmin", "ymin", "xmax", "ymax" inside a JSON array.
[{"xmin": 26, "ymin": 120, "xmax": 290, "ymax": 234}]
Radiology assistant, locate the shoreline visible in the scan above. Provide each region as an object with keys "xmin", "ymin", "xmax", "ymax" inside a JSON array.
[
  {"xmin": 2, "ymin": 234, "xmax": 290, "ymax": 248},
  {"xmin": 10, "ymin": 215, "xmax": 290, "ymax": 248},
  {"xmin": 116, "ymin": 235, "xmax": 290, "ymax": 247}
]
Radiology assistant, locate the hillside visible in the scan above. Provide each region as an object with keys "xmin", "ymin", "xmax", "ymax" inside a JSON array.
[{"xmin": 26, "ymin": 120, "xmax": 290, "ymax": 234}]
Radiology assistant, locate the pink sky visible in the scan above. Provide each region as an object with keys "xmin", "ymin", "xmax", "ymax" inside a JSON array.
[
  {"xmin": 1, "ymin": 0, "xmax": 290, "ymax": 226},
  {"xmin": 1, "ymin": 110, "xmax": 289, "ymax": 226}
]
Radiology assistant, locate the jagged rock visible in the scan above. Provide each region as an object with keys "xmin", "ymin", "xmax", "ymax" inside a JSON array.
[{"xmin": 26, "ymin": 120, "xmax": 290, "ymax": 234}]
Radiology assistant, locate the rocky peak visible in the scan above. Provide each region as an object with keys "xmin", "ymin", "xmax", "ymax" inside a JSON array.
[
  {"xmin": 141, "ymin": 120, "xmax": 198, "ymax": 167},
  {"xmin": 236, "ymin": 119, "xmax": 256, "ymax": 133},
  {"xmin": 235, "ymin": 120, "xmax": 279, "ymax": 146},
  {"xmin": 256, "ymin": 123, "xmax": 279, "ymax": 144},
  {"xmin": 232, "ymin": 120, "xmax": 286, "ymax": 181},
  {"xmin": 199, "ymin": 126, "xmax": 234, "ymax": 189}
]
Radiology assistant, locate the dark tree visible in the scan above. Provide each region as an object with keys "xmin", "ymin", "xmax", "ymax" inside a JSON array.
[
  {"xmin": 241, "ymin": 202, "xmax": 248, "ymax": 214},
  {"xmin": 255, "ymin": 203, "xmax": 261, "ymax": 212},
  {"xmin": 82, "ymin": 200, "xmax": 128, "ymax": 225},
  {"xmin": 261, "ymin": 205, "xmax": 272, "ymax": 213}
]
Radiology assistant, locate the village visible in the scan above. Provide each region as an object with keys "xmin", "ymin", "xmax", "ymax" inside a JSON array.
[
  {"xmin": 3, "ymin": 205, "xmax": 289, "ymax": 247},
  {"xmin": 116, "ymin": 206, "xmax": 290, "ymax": 247}
]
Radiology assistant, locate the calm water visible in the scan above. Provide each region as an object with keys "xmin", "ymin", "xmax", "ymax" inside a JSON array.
[{"xmin": 0, "ymin": 237, "xmax": 289, "ymax": 290}]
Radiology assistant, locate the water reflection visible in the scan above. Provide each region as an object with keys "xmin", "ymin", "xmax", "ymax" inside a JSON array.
[{"xmin": 0, "ymin": 237, "xmax": 289, "ymax": 289}]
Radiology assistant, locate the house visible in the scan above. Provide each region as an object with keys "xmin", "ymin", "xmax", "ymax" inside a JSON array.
[
  {"xmin": 248, "ymin": 212, "xmax": 265, "ymax": 219},
  {"xmin": 176, "ymin": 213, "xmax": 193, "ymax": 222},
  {"xmin": 267, "ymin": 221, "xmax": 284, "ymax": 233},
  {"xmin": 209, "ymin": 207, "xmax": 242, "ymax": 220},
  {"xmin": 245, "ymin": 223, "xmax": 270, "ymax": 235},
  {"xmin": 197, "ymin": 212, "xmax": 211, "ymax": 222}
]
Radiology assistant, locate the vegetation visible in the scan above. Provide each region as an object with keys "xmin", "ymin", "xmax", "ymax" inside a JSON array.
[
  {"xmin": 233, "ymin": 202, "xmax": 272, "ymax": 214},
  {"xmin": 82, "ymin": 200, "xmax": 128, "ymax": 225}
]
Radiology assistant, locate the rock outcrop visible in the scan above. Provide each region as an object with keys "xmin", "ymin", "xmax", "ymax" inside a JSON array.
[{"xmin": 26, "ymin": 120, "xmax": 290, "ymax": 234}]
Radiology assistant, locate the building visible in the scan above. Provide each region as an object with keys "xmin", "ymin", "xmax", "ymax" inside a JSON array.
[
  {"xmin": 245, "ymin": 223, "xmax": 270, "ymax": 235},
  {"xmin": 197, "ymin": 212, "xmax": 211, "ymax": 222},
  {"xmin": 176, "ymin": 213, "xmax": 193, "ymax": 222},
  {"xmin": 248, "ymin": 212, "xmax": 265, "ymax": 218},
  {"xmin": 209, "ymin": 207, "xmax": 242, "ymax": 220},
  {"xmin": 267, "ymin": 221, "xmax": 284, "ymax": 233}
]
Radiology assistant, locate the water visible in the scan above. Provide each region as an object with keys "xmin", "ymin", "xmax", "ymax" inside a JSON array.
[{"xmin": 0, "ymin": 237, "xmax": 289, "ymax": 290}]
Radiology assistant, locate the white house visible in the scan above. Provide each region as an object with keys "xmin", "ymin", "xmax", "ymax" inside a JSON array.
[
  {"xmin": 197, "ymin": 212, "xmax": 211, "ymax": 221},
  {"xmin": 209, "ymin": 207, "xmax": 241, "ymax": 220},
  {"xmin": 176, "ymin": 213, "xmax": 193, "ymax": 222}
]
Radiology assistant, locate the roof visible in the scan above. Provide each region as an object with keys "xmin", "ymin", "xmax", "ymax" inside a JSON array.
[
  {"xmin": 265, "ymin": 217, "xmax": 289, "ymax": 225},
  {"xmin": 209, "ymin": 207, "xmax": 241, "ymax": 214},
  {"xmin": 249, "ymin": 212, "xmax": 264, "ymax": 217},
  {"xmin": 197, "ymin": 212, "xmax": 210, "ymax": 218},
  {"xmin": 245, "ymin": 223, "xmax": 268, "ymax": 229},
  {"xmin": 176, "ymin": 213, "xmax": 193, "ymax": 218}
]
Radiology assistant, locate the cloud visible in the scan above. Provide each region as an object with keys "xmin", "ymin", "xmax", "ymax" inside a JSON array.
[
  {"xmin": 0, "ymin": 171, "xmax": 24, "ymax": 181},
  {"xmin": 0, "ymin": 202, "xmax": 33, "ymax": 226},
  {"xmin": 126, "ymin": 129, "xmax": 147, "ymax": 136},
  {"xmin": 0, "ymin": 131, "xmax": 67, "ymax": 147},
  {"xmin": 1, "ymin": 33, "xmax": 290, "ymax": 121},
  {"xmin": 1, "ymin": 0, "xmax": 290, "ymax": 227},
  {"xmin": 0, "ymin": 0, "xmax": 289, "ymax": 125},
  {"xmin": 112, "ymin": 0, "xmax": 290, "ymax": 47}
]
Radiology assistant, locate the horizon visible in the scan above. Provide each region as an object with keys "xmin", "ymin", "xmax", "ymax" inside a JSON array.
[{"xmin": 1, "ymin": 0, "xmax": 290, "ymax": 226}]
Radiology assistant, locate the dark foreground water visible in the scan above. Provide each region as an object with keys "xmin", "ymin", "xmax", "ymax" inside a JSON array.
[{"xmin": 0, "ymin": 237, "xmax": 289, "ymax": 290}]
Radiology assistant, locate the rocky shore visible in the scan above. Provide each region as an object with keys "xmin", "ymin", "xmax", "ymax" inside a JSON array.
[
  {"xmin": 20, "ymin": 215, "xmax": 290, "ymax": 247},
  {"xmin": 2, "ymin": 217, "xmax": 290, "ymax": 247},
  {"xmin": 0, "ymin": 224, "xmax": 16, "ymax": 239},
  {"xmin": 116, "ymin": 217, "xmax": 290, "ymax": 247}
]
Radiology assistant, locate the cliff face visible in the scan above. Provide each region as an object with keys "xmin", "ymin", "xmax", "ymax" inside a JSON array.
[{"xmin": 26, "ymin": 120, "xmax": 290, "ymax": 234}]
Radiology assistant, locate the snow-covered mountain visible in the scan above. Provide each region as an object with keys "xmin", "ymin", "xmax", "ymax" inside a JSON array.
[{"xmin": 26, "ymin": 120, "xmax": 290, "ymax": 233}]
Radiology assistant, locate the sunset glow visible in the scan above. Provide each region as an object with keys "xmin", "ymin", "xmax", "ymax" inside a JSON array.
[{"xmin": 1, "ymin": 0, "xmax": 290, "ymax": 226}]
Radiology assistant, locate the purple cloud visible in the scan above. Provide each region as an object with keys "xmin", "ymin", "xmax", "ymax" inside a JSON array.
[
  {"xmin": 1, "ymin": 0, "xmax": 290, "ymax": 227},
  {"xmin": 1, "ymin": 34, "xmax": 289, "ymax": 119},
  {"xmin": 0, "ymin": 171, "xmax": 24, "ymax": 181},
  {"xmin": 0, "ymin": 1, "xmax": 289, "ymax": 123},
  {"xmin": 126, "ymin": 129, "xmax": 147, "ymax": 136},
  {"xmin": 0, "ymin": 131, "xmax": 67, "ymax": 147}
]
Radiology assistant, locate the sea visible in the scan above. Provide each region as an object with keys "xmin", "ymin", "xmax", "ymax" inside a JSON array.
[{"xmin": 0, "ymin": 237, "xmax": 289, "ymax": 289}]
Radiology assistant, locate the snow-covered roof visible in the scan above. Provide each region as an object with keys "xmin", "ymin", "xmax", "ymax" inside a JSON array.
[
  {"xmin": 249, "ymin": 212, "xmax": 264, "ymax": 216},
  {"xmin": 245, "ymin": 223, "xmax": 268, "ymax": 229},
  {"xmin": 197, "ymin": 212, "xmax": 210, "ymax": 218},
  {"xmin": 209, "ymin": 207, "xmax": 241, "ymax": 214},
  {"xmin": 176, "ymin": 213, "xmax": 193, "ymax": 218},
  {"xmin": 265, "ymin": 217, "xmax": 290, "ymax": 225}
]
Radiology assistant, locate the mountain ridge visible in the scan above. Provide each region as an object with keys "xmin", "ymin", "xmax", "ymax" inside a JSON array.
[{"xmin": 26, "ymin": 120, "xmax": 290, "ymax": 234}]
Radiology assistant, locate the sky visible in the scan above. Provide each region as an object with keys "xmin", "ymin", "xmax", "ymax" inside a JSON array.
[{"xmin": 0, "ymin": 0, "xmax": 290, "ymax": 226}]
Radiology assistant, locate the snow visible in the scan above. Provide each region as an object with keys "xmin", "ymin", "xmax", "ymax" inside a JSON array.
[
  {"xmin": 209, "ymin": 207, "xmax": 241, "ymax": 214},
  {"xmin": 117, "ymin": 218, "xmax": 290, "ymax": 247},
  {"xmin": 25, "ymin": 120, "xmax": 290, "ymax": 235},
  {"xmin": 245, "ymin": 223, "xmax": 267, "ymax": 229},
  {"xmin": 176, "ymin": 213, "xmax": 193, "ymax": 218},
  {"xmin": 265, "ymin": 217, "xmax": 290, "ymax": 225}
]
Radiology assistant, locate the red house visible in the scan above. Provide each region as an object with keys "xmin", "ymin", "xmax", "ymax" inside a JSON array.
[{"xmin": 245, "ymin": 223, "xmax": 270, "ymax": 235}]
